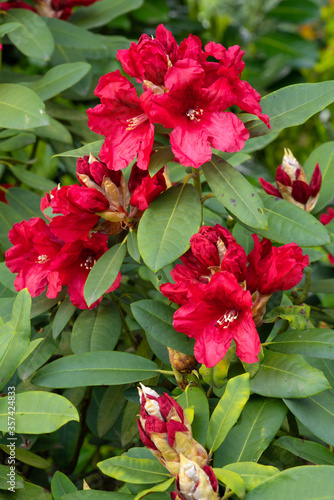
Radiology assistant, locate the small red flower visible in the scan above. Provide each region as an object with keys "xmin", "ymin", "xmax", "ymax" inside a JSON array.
[
  {"xmin": 246, "ymin": 235, "xmax": 309, "ymax": 295},
  {"xmin": 128, "ymin": 164, "xmax": 167, "ymax": 211},
  {"xmin": 320, "ymin": 207, "xmax": 334, "ymax": 264}
]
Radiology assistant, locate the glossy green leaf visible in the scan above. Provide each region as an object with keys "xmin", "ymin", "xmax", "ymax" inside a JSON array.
[
  {"xmin": 213, "ymin": 396, "xmax": 287, "ymax": 467},
  {"xmin": 256, "ymin": 33, "xmax": 318, "ymax": 69},
  {"xmin": 247, "ymin": 81, "xmax": 334, "ymax": 137},
  {"xmin": 84, "ymin": 241, "xmax": 127, "ymax": 307},
  {"xmin": 247, "ymin": 194, "xmax": 330, "ymax": 246},
  {"xmin": 6, "ymin": 187, "xmax": 45, "ymax": 220},
  {"xmin": 97, "ymin": 385, "xmax": 127, "ymax": 438},
  {"xmin": 24, "ymin": 62, "xmax": 91, "ymax": 101},
  {"xmin": 121, "ymin": 401, "xmax": 140, "ymax": 448},
  {"xmin": 202, "ymin": 155, "xmax": 267, "ymax": 230},
  {"xmin": 18, "ymin": 338, "xmax": 43, "ymax": 365},
  {"xmin": 60, "ymin": 493, "xmax": 134, "ymax": 499},
  {"xmin": 0, "ymin": 21, "xmax": 20, "ymax": 37},
  {"xmin": 134, "ymin": 477, "xmax": 175, "ymax": 500},
  {"xmin": 213, "ymin": 468, "xmax": 246, "ymax": 499},
  {"xmin": 45, "ymin": 17, "xmax": 106, "ymax": 50},
  {"xmin": 250, "ymin": 350, "xmax": 330, "ymax": 398},
  {"xmin": 0, "ymin": 445, "xmax": 50, "ymax": 469},
  {"xmin": 70, "ymin": 0, "xmax": 144, "ymax": 29},
  {"xmin": 263, "ymin": 304, "xmax": 310, "ymax": 330},
  {"xmin": 223, "ymin": 462, "xmax": 279, "ymax": 491},
  {"xmin": 127, "ymin": 230, "xmax": 141, "ymax": 263},
  {"xmin": 245, "ymin": 465, "xmax": 334, "ymax": 500},
  {"xmin": 0, "ymin": 202, "xmax": 22, "ymax": 250},
  {"xmin": 275, "ymin": 436, "xmax": 334, "ymax": 465},
  {"xmin": 284, "ymin": 390, "xmax": 334, "ymax": 446},
  {"xmin": 0, "ymin": 84, "xmax": 48, "ymax": 130},
  {"xmin": 10, "ymin": 165, "xmax": 56, "ymax": 192},
  {"xmin": 53, "ymin": 140, "xmax": 103, "ymax": 158},
  {"xmin": 303, "ymin": 141, "xmax": 334, "ymax": 213},
  {"xmin": 2, "ymin": 481, "xmax": 52, "ymax": 498},
  {"xmin": 207, "ymin": 373, "xmax": 250, "ymax": 453},
  {"xmin": 52, "ymin": 297, "xmax": 76, "ymax": 339},
  {"xmin": 131, "ymin": 300, "xmax": 195, "ymax": 356},
  {"xmin": 33, "ymin": 115, "xmax": 72, "ymax": 144},
  {"xmin": 0, "ymin": 132, "xmax": 35, "ymax": 152},
  {"xmin": 267, "ymin": 0, "xmax": 320, "ymax": 23},
  {"xmin": 0, "ymin": 392, "xmax": 79, "ymax": 433},
  {"xmin": 71, "ymin": 302, "xmax": 121, "ymax": 353},
  {"xmin": 17, "ymin": 327, "xmax": 58, "ymax": 381},
  {"xmin": 32, "ymin": 351, "xmax": 159, "ymax": 388},
  {"xmin": 148, "ymin": 146, "xmax": 174, "ymax": 177},
  {"xmin": 267, "ymin": 328, "xmax": 334, "ymax": 358},
  {"xmin": 138, "ymin": 184, "xmax": 201, "ymax": 272},
  {"xmin": 98, "ymin": 455, "xmax": 170, "ymax": 484},
  {"xmin": 51, "ymin": 471, "xmax": 77, "ymax": 499},
  {"xmin": 0, "ymin": 464, "xmax": 24, "ymax": 490},
  {"xmin": 177, "ymin": 386, "xmax": 209, "ymax": 446},
  {"xmin": 30, "ymin": 290, "xmax": 66, "ymax": 319},
  {"xmin": 3, "ymin": 9, "xmax": 54, "ymax": 61},
  {"xmin": 0, "ymin": 290, "xmax": 31, "ymax": 390}
]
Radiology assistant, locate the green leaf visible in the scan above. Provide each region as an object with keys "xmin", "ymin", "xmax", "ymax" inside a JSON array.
[
  {"xmin": 97, "ymin": 385, "xmax": 127, "ymax": 438},
  {"xmin": 250, "ymin": 350, "xmax": 330, "ymax": 398},
  {"xmin": 10, "ymin": 165, "xmax": 56, "ymax": 192},
  {"xmin": 275, "ymin": 436, "xmax": 334, "ymax": 465},
  {"xmin": 222, "ymin": 462, "xmax": 279, "ymax": 491},
  {"xmin": 0, "ymin": 202, "xmax": 22, "ymax": 251},
  {"xmin": 127, "ymin": 230, "xmax": 141, "ymax": 263},
  {"xmin": 17, "ymin": 327, "xmax": 58, "ymax": 380},
  {"xmin": 0, "ymin": 392, "xmax": 79, "ymax": 433},
  {"xmin": 138, "ymin": 184, "xmax": 201, "ymax": 272},
  {"xmin": 267, "ymin": 328, "xmax": 334, "ymax": 358},
  {"xmin": 0, "ymin": 132, "xmax": 36, "ymax": 152},
  {"xmin": 303, "ymin": 141, "xmax": 334, "ymax": 213},
  {"xmin": 213, "ymin": 468, "xmax": 246, "ymax": 499},
  {"xmin": 0, "ymin": 84, "xmax": 49, "ymax": 130},
  {"xmin": 148, "ymin": 146, "xmax": 174, "ymax": 176},
  {"xmin": 284, "ymin": 390, "xmax": 334, "ymax": 446},
  {"xmin": 24, "ymin": 62, "xmax": 91, "ymax": 101},
  {"xmin": 60, "ymin": 493, "xmax": 134, "ymax": 499},
  {"xmin": 202, "ymin": 155, "xmax": 267, "ymax": 230},
  {"xmin": 134, "ymin": 477, "xmax": 175, "ymax": 500},
  {"xmin": 51, "ymin": 471, "xmax": 77, "ymax": 500},
  {"xmin": 84, "ymin": 241, "xmax": 126, "ymax": 307},
  {"xmin": 245, "ymin": 465, "xmax": 334, "ymax": 500},
  {"xmin": 70, "ymin": 0, "xmax": 144, "ymax": 29},
  {"xmin": 0, "ymin": 21, "xmax": 20, "ymax": 37},
  {"xmin": 177, "ymin": 386, "xmax": 209, "ymax": 446},
  {"xmin": 0, "ymin": 464, "xmax": 24, "ymax": 490},
  {"xmin": 131, "ymin": 300, "xmax": 195, "ymax": 356},
  {"xmin": 3, "ymin": 481, "xmax": 52, "ymax": 498},
  {"xmin": 256, "ymin": 33, "xmax": 318, "ymax": 69},
  {"xmin": 0, "ymin": 445, "xmax": 50, "ymax": 469},
  {"xmin": 247, "ymin": 81, "xmax": 334, "ymax": 137},
  {"xmin": 45, "ymin": 17, "xmax": 107, "ymax": 50},
  {"xmin": 32, "ymin": 351, "xmax": 159, "ymax": 388},
  {"xmin": 267, "ymin": 0, "xmax": 320, "ymax": 23},
  {"xmin": 0, "ymin": 289, "xmax": 31, "ymax": 390},
  {"xmin": 71, "ymin": 302, "xmax": 121, "ymax": 353},
  {"xmin": 3, "ymin": 9, "xmax": 54, "ymax": 61},
  {"xmin": 33, "ymin": 115, "xmax": 73, "ymax": 144},
  {"xmin": 53, "ymin": 140, "xmax": 103, "ymax": 158},
  {"xmin": 98, "ymin": 455, "xmax": 170, "ymax": 484},
  {"xmin": 206, "ymin": 373, "xmax": 250, "ymax": 453},
  {"xmin": 213, "ymin": 396, "xmax": 287, "ymax": 467},
  {"xmin": 263, "ymin": 304, "xmax": 310, "ymax": 330},
  {"xmin": 6, "ymin": 187, "xmax": 45, "ymax": 220},
  {"xmin": 247, "ymin": 194, "xmax": 330, "ymax": 246},
  {"xmin": 52, "ymin": 297, "xmax": 76, "ymax": 339}
]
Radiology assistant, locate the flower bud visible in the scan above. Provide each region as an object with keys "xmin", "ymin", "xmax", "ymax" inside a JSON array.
[{"xmin": 171, "ymin": 454, "xmax": 219, "ymax": 500}]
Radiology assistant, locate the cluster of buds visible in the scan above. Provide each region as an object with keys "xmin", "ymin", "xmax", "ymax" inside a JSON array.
[
  {"xmin": 259, "ymin": 148, "xmax": 322, "ymax": 212},
  {"xmin": 138, "ymin": 384, "xmax": 219, "ymax": 499}
]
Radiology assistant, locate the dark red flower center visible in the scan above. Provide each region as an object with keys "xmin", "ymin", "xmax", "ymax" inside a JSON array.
[
  {"xmin": 186, "ymin": 107, "xmax": 203, "ymax": 122},
  {"xmin": 80, "ymin": 255, "xmax": 96, "ymax": 270},
  {"xmin": 216, "ymin": 308, "xmax": 238, "ymax": 328}
]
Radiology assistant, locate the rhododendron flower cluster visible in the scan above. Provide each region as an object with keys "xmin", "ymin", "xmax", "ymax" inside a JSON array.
[
  {"xmin": 260, "ymin": 148, "xmax": 322, "ymax": 212},
  {"xmin": 0, "ymin": 0, "xmax": 100, "ymax": 20},
  {"xmin": 5, "ymin": 155, "xmax": 167, "ymax": 309},
  {"xmin": 87, "ymin": 24, "xmax": 270, "ymax": 170},
  {"xmin": 160, "ymin": 224, "xmax": 309, "ymax": 368}
]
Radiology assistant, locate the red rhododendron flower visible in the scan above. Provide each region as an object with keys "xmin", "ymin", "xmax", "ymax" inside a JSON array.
[
  {"xmin": 172, "ymin": 272, "xmax": 260, "ymax": 367},
  {"xmin": 87, "ymin": 71, "xmax": 154, "ymax": 171},
  {"xmin": 5, "ymin": 218, "xmax": 63, "ymax": 298},
  {"xmin": 49, "ymin": 233, "xmax": 121, "ymax": 309},
  {"xmin": 320, "ymin": 207, "xmax": 334, "ymax": 264},
  {"xmin": 246, "ymin": 235, "xmax": 309, "ymax": 295},
  {"xmin": 0, "ymin": 0, "xmax": 100, "ymax": 19},
  {"xmin": 129, "ymin": 164, "xmax": 167, "ymax": 211}
]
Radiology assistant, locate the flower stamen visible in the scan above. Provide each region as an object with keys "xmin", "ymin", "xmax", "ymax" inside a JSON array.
[
  {"xmin": 186, "ymin": 108, "xmax": 203, "ymax": 122},
  {"xmin": 126, "ymin": 113, "xmax": 148, "ymax": 130},
  {"xmin": 37, "ymin": 254, "xmax": 49, "ymax": 264},
  {"xmin": 216, "ymin": 309, "xmax": 238, "ymax": 328},
  {"xmin": 80, "ymin": 255, "xmax": 96, "ymax": 270}
]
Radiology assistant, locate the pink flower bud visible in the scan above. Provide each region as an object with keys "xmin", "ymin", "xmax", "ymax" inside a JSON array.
[{"xmin": 171, "ymin": 455, "xmax": 219, "ymax": 500}]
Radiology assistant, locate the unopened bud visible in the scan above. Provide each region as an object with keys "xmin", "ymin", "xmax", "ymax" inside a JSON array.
[{"xmin": 171, "ymin": 455, "xmax": 219, "ymax": 500}]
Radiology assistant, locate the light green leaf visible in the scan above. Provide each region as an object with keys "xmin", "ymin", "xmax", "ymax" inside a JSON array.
[
  {"xmin": 97, "ymin": 385, "xmax": 127, "ymax": 438},
  {"xmin": 0, "ymin": 202, "xmax": 22, "ymax": 250},
  {"xmin": 206, "ymin": 373, "xmax": 250, "ymax": 453},
  {"xmin": 3, "ymin": 9, "xmax": 54, "ymax": 61},
  {"xmin": 0, "ymin": 392, "xmax": 79, "ymax": 433},
  {"xmin": 0, "ymin": 21, "xmax": 20, "ymax": 37},
  {"xmin": 303, "ymin": 141, "xmax": 334, "ymax": 213},
  {"xmin": 60, "ymin": 493, "xmax": 134, "ymax": 499},
  {"xmin": 70, "ymin": 0, "xmax": 144, "ymax": 29},
  {"xmin": 0, "ymin": 445, "xmax": 50, "ymax": 469},
  {"xmin": 6, "ymin": 187, "xmax": 44, "ymax": 220},
  {"xmin": 10, "ymin": 165, "xmax": 56, "ymax": 192},
  {"xmin": 127, "ymin": 230, "xmax": 141, "ymax": 263},
  {"xmin": 17, "ymin": 327, "xmax": 58, "ymax": 381},
  {"xmin": 275, "ymin": 436, "xmax": 334, "ymax": 465},
  {"xmin": 138, "ymin": 184, "xmax": 201, "ymax": 272},
  {"xmin": 45, "ymin": 17, "xmax": 106, "ymax": 50},
  {"xmin": 32, "ymin": 351, "xmax": 159, "ymax": 388},
  {"xmin": 134, "ymin": 477, "xmax": 175, "ymax": 500},
  {"xmin": 177, "ymin": 386, "xmax": 209, "ymax": 446},
  {"xmin": 53, "ymin": 140, "xmax": 103, "ymax": 158},
  {"xmin": 0, "ymin": 132, "xmax": 35, "ymax": 152},
  {"xmin": 84, "ymin": 241, "xmax": 126, "ymax": 307},
  {"xmin": 98, "ymin": 455, "xmax": 170, "ymax": 484},
  {"xmin": 148, "ymin": 146, "xmax": 174, "ymax": 177},
  {"xmin": 223, "ymin": 462, "xmax": 279, "ymax": 491},
  {"xmin": 263, "ymin": 304, "xmax": 310, "ymax": 330},
  {"xmin": 202, "ymin": 155, "xmax": 267, "ymax": 230},
  {"xmin": 24, "ymin": 62, "xmax": 91, "ymax": 101},
  {"xmin": 213, "ymin": 396, "xmax": 287, "ymax": 467},
  {"xmin": 250, "ymin": 350, "xmax": 330, "ymax": 398},
  {"xmin": 284, "ymin": 390, "xmax": 334, "ymax": 446},
  {"xmin": 51, "ymin": 471, "xmax": 77, "ymax": 500},
  {"xmin": 131, "ymin": 300, "xmax": 195, "ymax": 356},
  {"xmin": 52, "ymin": 297, "xmax": 76, "ymax": 339},
  {"xmin": 33, "ymin": 115, "xmax": 73, "ymax": 144},
  {"xmin": 0, "ymin": 84, "xmax": 49, "ymax": 130},
  {"xmin": 0, "ymin": 464, "xmax": 24, "ymax": 490},
  {"xmin": 213, "ymin": 468, "xmax": 246, "ymax": 499},
  {"xmin": 245, "ymin": 465, "xmax": 334, "ymax": 500},
  {"xmin": 267, "ymin": 328, "xmax": 334, "ymax": 358}
]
